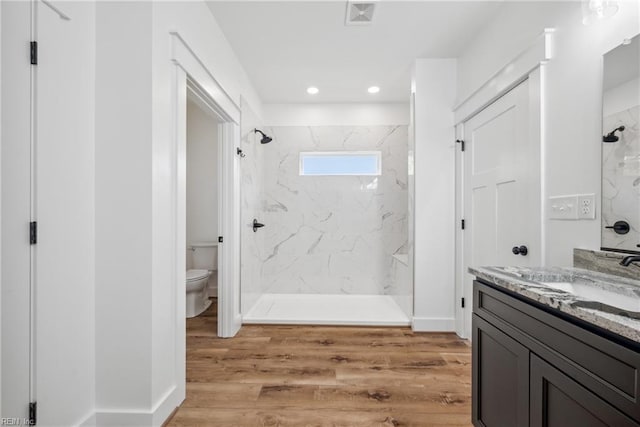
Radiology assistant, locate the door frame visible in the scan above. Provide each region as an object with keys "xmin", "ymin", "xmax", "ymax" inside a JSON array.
[
  {"xmin": 454, "ymin": 29, "xmax": 552, "ymax": 339},
  {"xmin": 170, "ymin": 30, "xmax": 242, "ymax": 403}
]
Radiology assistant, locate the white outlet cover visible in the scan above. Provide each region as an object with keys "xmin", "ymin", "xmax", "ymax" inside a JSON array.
[{"xmin": 577, "ymin": 194, "xmax": 596, "ymax": 219}]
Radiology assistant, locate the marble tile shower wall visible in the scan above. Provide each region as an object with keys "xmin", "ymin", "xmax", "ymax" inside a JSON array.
[
  {"xmin": 239, "ymin": 101, "xmax": 264, "ymax": 313},
  {"xmin": 261, "ymin": 125, "xmax": 408, "ymax": 295},
  {"xmin": 602, "ymin": 105, "xmax": 640, "ymax": 252}
]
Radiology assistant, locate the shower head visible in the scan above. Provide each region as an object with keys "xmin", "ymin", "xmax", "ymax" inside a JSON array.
[
  {"xmin": 254, "ymin": 129, "xmax": 272, "ymax": 144},
  {"xmin": 603, "ymin": 125, "xmax": 625, "ymax": 143}
]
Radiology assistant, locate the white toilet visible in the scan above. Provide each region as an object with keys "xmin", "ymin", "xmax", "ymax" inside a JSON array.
[{"xmin": 186, "ymin": 242, "xmax": 217, "ymax": 318}]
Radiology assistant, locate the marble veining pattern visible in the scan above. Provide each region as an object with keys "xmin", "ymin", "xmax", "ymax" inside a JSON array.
[
  {"xmin": 261, "ymin": 125, "xmax": 408, "ymax": 295},
  {"xmin": 239, "ymin": 102, "xmax": 264, "ymax": 313},
  {"xmin": 470, "ymin": 265, "xmax": 640, "ymax": 343},
  {"xmin": 602, "ymin": 105, "xmax": 640, "ymax": 252}
]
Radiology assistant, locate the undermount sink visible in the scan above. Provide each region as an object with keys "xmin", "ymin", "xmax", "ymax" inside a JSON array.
[
  {"xmin": 511, "ymin": 270, "xmax": 640, "ymax": 316},
  {"xmin": 540, "ymin": 281, "xmax": 640, "ymax": 313}
]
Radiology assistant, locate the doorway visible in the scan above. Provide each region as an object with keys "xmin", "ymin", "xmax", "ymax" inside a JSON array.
[
  {"xmin": 177, "ymin": 78, "xmax": 241, "ymax": 339},
  {"xmin": 185, "ymin": 95, "xmax": 222, "ymax": 320}
]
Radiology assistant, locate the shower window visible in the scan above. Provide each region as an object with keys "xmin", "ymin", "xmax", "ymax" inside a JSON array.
[{"xmin": 299, "ymin": 151, "xmax": 381, "ymax": 176}]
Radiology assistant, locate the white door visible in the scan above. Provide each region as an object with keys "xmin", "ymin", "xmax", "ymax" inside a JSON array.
[
  {"xmin": 1, "ymin": 1, "xmax": 33, "ymax": 420},
  {"xmin": 461, "ymin": 80, "xmax": 540, "ymax": 337},
  {"xmin": 35, "ymin": 1, "xmax": 96, "ymax": 423}
]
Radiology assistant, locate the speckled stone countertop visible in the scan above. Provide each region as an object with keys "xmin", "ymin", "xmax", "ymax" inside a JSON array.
[{"xmin": 469, "ymin": 266, "xmax": 640, "ymax": 344}]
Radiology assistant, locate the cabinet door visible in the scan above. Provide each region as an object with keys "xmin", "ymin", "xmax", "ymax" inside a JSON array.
[
  {"xmin": 473, "ymin": 314, "xmax": 529, "ymax": 427},
  {"xmin": 530, "ymin": 354, "xmax": 639, "ymax": 427}
]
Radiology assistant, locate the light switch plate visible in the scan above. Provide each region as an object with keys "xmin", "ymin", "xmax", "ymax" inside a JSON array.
[{"xmin": 549, "ymin": 195, "xmax": 578, "ymax": 220}]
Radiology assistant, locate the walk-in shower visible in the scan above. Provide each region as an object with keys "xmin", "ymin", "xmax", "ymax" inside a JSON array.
[{"xmin": 240, "ymin": 124, "xmax": 411, "ymax": 326}]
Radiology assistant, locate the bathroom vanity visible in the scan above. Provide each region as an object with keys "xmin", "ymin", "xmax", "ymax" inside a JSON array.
[{"xmin": 470, "ymin": 266, "xmax": 640, "ymax": 427}]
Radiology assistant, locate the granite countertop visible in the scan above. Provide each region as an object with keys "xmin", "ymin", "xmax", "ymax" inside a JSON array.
[{"xmin": 469, "ymin": 265, "xmax": 640, "ymax": 344}]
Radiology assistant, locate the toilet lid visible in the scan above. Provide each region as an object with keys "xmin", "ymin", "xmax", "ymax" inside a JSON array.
[{"xmin": 186, "ymin": 269, "xmax": 209, "ymax": 281}]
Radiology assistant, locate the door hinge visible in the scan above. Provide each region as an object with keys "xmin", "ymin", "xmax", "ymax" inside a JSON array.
[
  {"xmin": 455, "ymin": 139, "xmax": 465, "ymax": 152},
  {"xmin": 461, "ymin": 298, "xmax": 465, "ymax": 308},
  {"xmin": 30, "ymin": 41, "xmax": 38, "ymax": 65},
  {"xmin": 218, "ymin": 236, "xmax": 223, "ymax": 243},
  {"xmin": 30, "ymin": 221, "xmax": 37, "ymax": 245},
  {"xmin": 461, "ymin": 219, "xmax": 465, "ymax": 230},
  {"xmin": 29, "ymin": 401, "xmax": 37, "ymax": 425}
]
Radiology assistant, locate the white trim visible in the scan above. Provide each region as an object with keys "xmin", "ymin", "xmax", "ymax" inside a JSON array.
[
  {"xmin": 454, "ymin": 28, "xmax": 553, "ymax": 125},
  {"xmin": 454, "ymin": 123, "xmax": 466, "ymax": 338},
  {"xmin": 217, "ymin": 122, "xmax": 242, "ymax": 338},
  {"xmin": 86, "ymin": 387, "xmax": 180, "ymax": 426},
  {"xmin": 299, "ymin": 151, "xmax": 382, "ymax": 176},
  {"xmin": 172, "ymin": 64, "xmax": 187, "ymax": 416},
  {"xmin": 170, "ymin": 32, "xmax": 240, "ymax": 124},
  {"xmin": 412, "ymin": 317, "xmax": 456, "ymax": 332}
]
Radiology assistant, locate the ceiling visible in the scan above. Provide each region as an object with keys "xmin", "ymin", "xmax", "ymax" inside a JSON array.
[
  {"xmin": 603, "ymin": 34, "xmax": 640, "ymax": 91},
  {"xmin": 207, "ymin": 1, "xmax": 504, "ymax": 104}
]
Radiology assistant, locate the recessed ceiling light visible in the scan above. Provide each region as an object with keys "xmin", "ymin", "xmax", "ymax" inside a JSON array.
[
  {"xmin": 307, "ymin": 86, "xmax": 319, "ymax": 95},
  {"xmin": 368, "ymin": 86, "xmax": 380, "ymax": 94}
]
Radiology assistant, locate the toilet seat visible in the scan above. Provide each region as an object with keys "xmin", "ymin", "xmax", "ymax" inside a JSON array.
[{"xmin": 186, "ymin": 269, "xmax": 209, "ymax": 282}]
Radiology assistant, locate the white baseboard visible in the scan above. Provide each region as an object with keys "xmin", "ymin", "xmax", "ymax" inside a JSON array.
[
  {"xmin": 412, "ymin": 316, "xmax": 456, "ymax": 332},
  {"xmin": 91, "ymin": 386, "xmax": 182, "ymax": 427}
]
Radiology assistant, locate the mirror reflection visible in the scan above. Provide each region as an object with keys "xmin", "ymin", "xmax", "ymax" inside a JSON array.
[{"xmin": 602, "ymin": 34, "xmax": 640, "ymax": 253}]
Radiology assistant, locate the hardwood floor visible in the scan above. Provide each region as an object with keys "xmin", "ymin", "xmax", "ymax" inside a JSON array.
[{"xmin": 167, "ymin": 299, "xmax": 472, "ymax": 427}]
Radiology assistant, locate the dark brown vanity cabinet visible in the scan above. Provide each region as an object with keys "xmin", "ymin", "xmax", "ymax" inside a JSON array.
[
  {"xmin": 530, "ymin": 355, "xmax": 637, "ymax": 427},
  {"xmin": 473, "ymin": 315, "xmax": 529, "ymax": 426},
  {"xmin": 472, "ymin": 280, "xmax": 640, "ymax": 427}
]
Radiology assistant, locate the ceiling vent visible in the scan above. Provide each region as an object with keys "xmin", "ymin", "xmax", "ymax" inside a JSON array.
[{"xmin": 345, "ymin": 1, "xmax": 376, "ymax": 26}]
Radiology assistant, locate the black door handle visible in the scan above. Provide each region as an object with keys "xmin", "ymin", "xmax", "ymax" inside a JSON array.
[
  {"xmin": 253, "ymin": 219, "xmax": 265, "ymax": 232},
  {"xmin": 512, "ymin": 245, "xmax": 528, "ymax": 256},
  {"xmin": 605, "ymin": 220, "xmax": 630, "ymax": 235}
]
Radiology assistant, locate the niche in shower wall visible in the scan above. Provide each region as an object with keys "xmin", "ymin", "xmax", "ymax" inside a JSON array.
[{"xmin": 260, "ymin": 125, "xmax": 408, "ymax": 296}]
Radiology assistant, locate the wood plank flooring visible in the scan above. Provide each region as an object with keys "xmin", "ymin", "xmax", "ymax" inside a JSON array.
[{"xmin": 167, "ymin": 299, "xmax": 472, "ymax": 427}]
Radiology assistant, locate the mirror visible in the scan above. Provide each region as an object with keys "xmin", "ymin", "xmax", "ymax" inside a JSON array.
[{"xmin": 601, "ymin": 34, "xmax": 640, "ymax": 254}]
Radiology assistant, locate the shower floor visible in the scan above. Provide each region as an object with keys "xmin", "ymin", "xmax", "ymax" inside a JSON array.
[{"xmin": 243, "ymin": 294, "xmax": 411, "ymax": 326}]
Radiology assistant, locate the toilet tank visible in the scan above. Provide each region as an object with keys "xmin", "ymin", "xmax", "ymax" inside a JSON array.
[{"xmin": 190, "ymin": 242, "xmax": 218, "ymax": 270}]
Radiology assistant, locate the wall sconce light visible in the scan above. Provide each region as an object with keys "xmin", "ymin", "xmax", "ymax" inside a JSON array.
[{"xmin": 582, "ymin": 0, "xmax": 619, "ymax": 25}]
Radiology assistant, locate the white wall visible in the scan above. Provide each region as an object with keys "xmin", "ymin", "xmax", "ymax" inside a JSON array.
[
  {"xmin": 186, "ymin": 101, "xmax": 219, "ymax": 246},
  {"xmin": 411, "ymin": 59, "xmax": 457, "ymax": 332},
  {"xmin": 264, "ymin": 103, "xmax": 409, "ymax": 126},
  {"xmin": 95, "ymin": 2, "xmax": 153, "ymax": 420},
  {"xmin": 94, "ymin": 1, "xmax": 264, "ymax": 424},
  {"xmin": 457, "ymin": 1, "xmax": 640, "ymax": 266}
]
